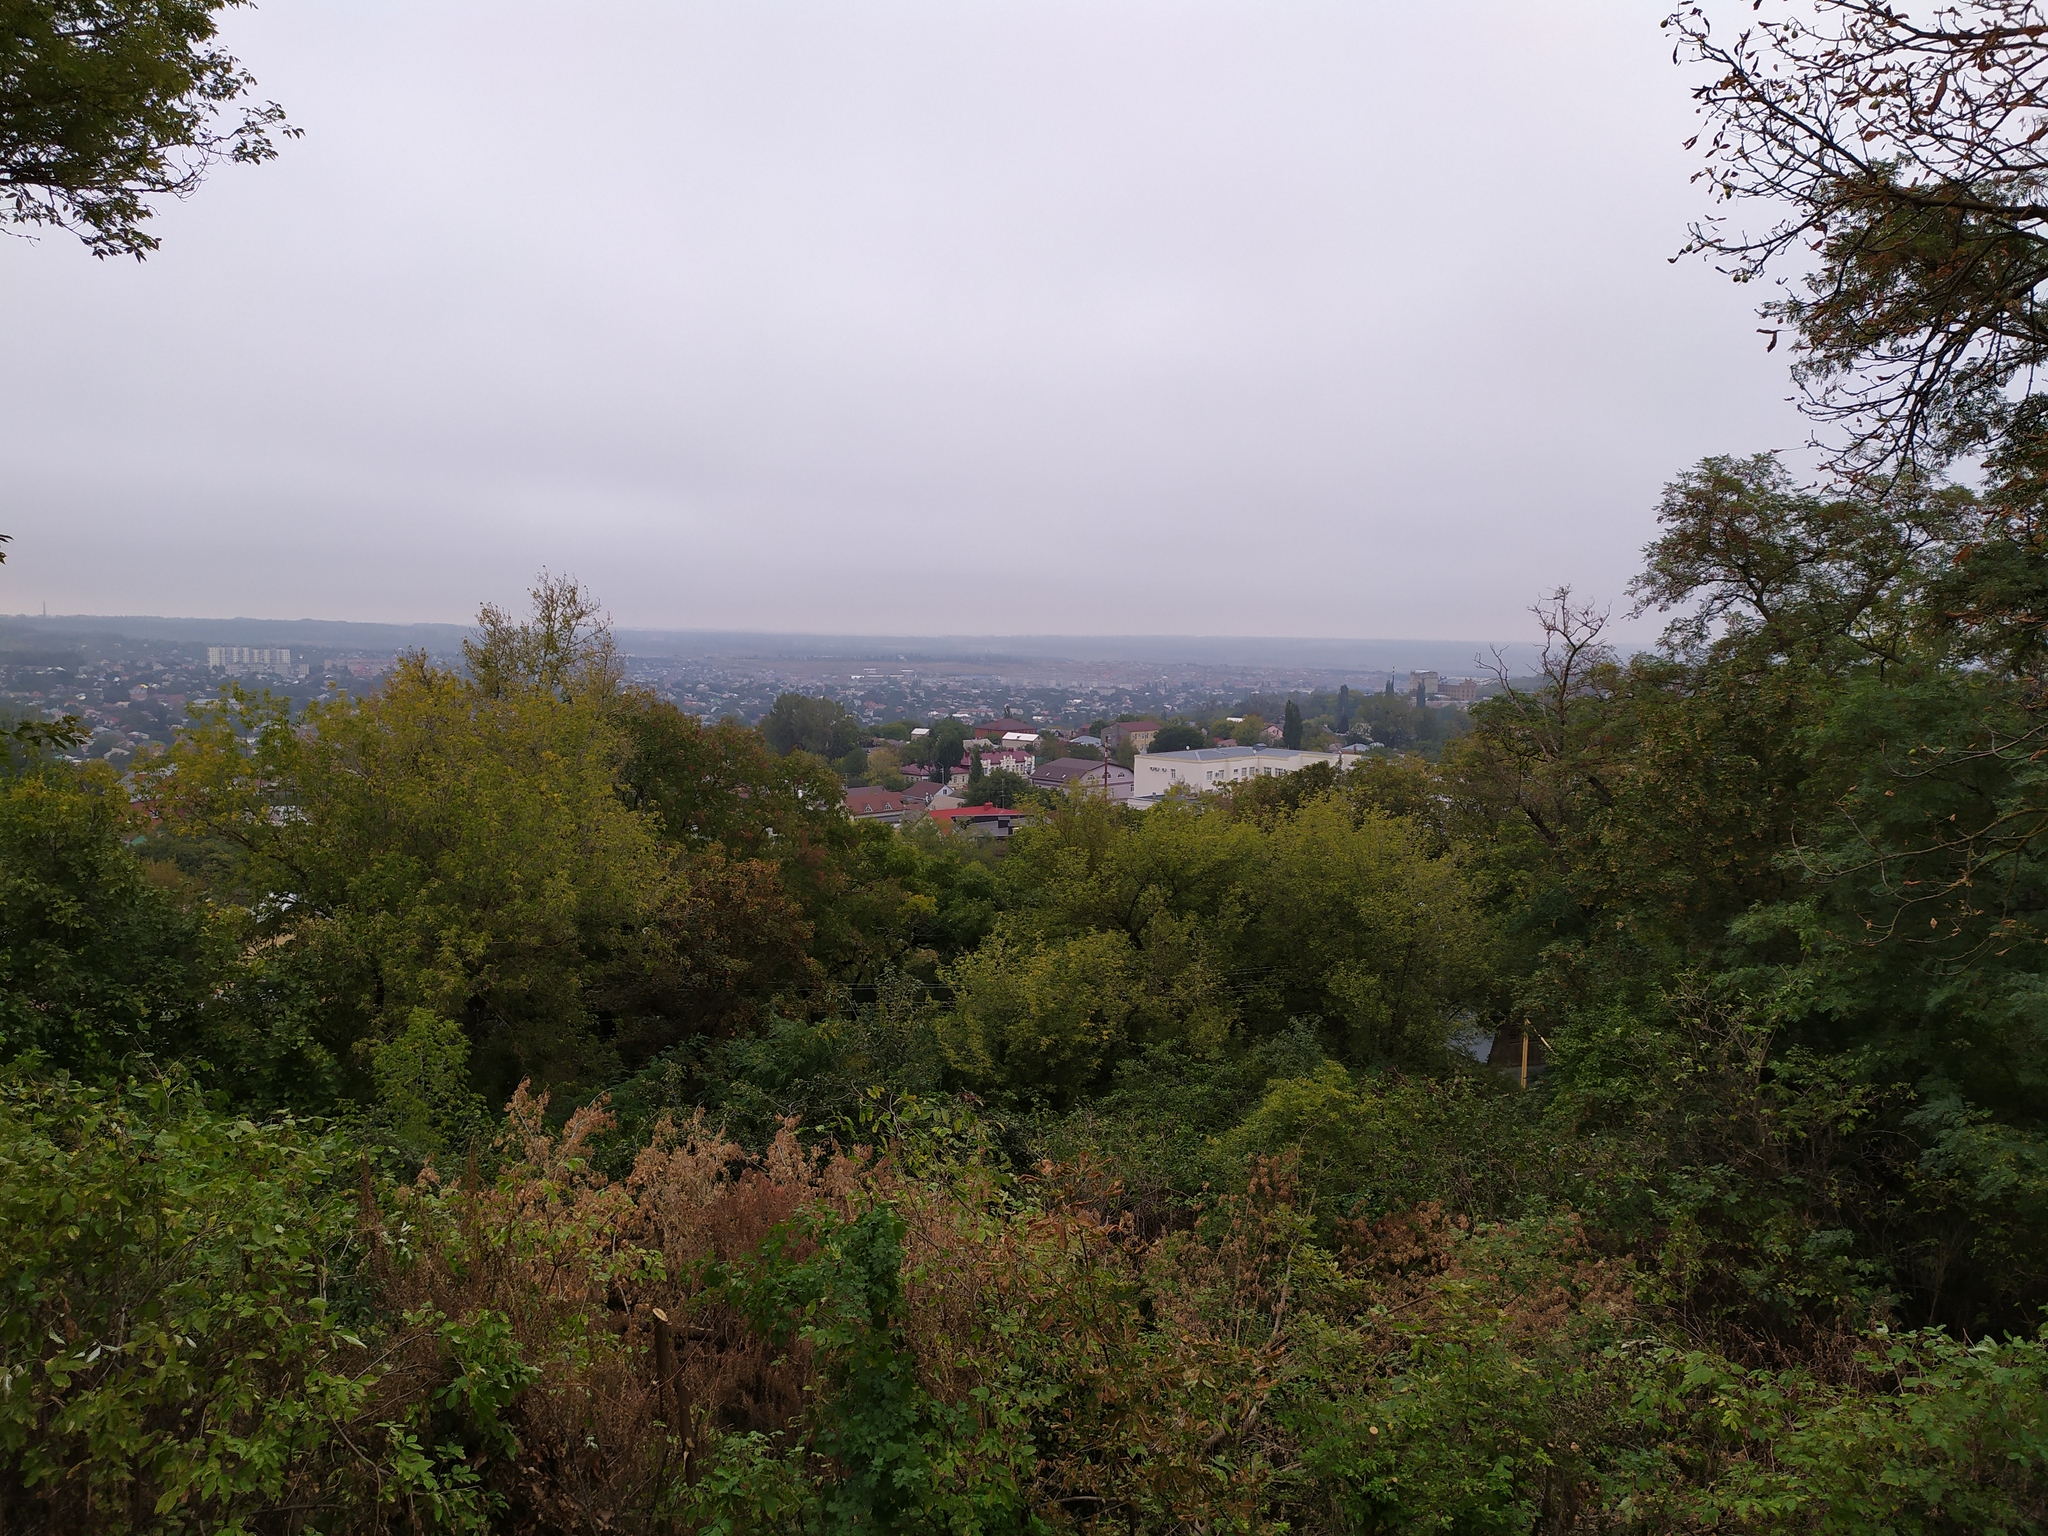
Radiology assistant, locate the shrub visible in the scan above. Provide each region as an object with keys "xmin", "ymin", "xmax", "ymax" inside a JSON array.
[{"xmin": 0, "ymin": 1069, "xmax": 503, "ymax": 1534}]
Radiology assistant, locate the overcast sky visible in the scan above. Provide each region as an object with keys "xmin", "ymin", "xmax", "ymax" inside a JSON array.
[{"xmin": 1, "ymin": 0, "xmax": 1806, "ymax": 640}]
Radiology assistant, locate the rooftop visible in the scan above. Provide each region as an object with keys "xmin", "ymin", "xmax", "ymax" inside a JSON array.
[
  {"xmin": 928, "ymin": 804, "xmax": 1033, "ymax": 827},
  {"xmin": 1141, "ymin": 745, "xmax": 1343, "ymax": 764},
  {"xmin": 1034, "ymin": 757, "xmax": 1133, "ymax": 783}
]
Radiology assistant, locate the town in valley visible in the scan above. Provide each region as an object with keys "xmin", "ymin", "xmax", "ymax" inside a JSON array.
[{"xmin": 0, "ymin": 614, "xmax": 1499, "ymax": 833}]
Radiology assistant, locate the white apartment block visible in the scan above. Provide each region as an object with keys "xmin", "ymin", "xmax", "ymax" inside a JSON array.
[
  {"xmin": 208, "ymin": 646, "xmax": 294, "ymax": 673},
  {"xmin": 1131, "ymin": 745, "xmax": 1343, "ymax": 804}
]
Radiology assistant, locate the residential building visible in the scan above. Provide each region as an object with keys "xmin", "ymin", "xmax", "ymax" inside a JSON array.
[
  {"xmin": 1101, "ymin": 719, "xmax": 1162, "ymax": 751},
  {"xmin": 976, "ymin": 717, "xmax": 1039, "ymax": 739},
  {"xmin": 1409, "ymin": 670, "xmax": 1440, "ymax": 700},
  {"xmin": 1130, "ymin": 745, "xmax": 1342, "ymax": 805},
  {"xmin": 1440, "ymin": 677, "xmax": 1482, "ymax": 703},
  {"xmin": 951, "ymin": 746, "xmax": 1035, "ymax": 791},
  {"xmin": 927, "ymin": 805, "xmax": 1032, "ymax": 839},
  {"xmin": 844, "ymin": 778, "xmax": 949, "ymax": 823},
  {"xmin": 1030, "ymin": 757, "xmax": 1135, "ymax": 802},
  {"xmin": 208, "ymin": 646, "xmax": 294, "ymax": 675},
  {"xmin": 898, "ymin": 778, "xmax": 948, "ymax": 807},
  {"xmin": 844, "ymin": 787, "xmax": 917, "ymax": 823}
]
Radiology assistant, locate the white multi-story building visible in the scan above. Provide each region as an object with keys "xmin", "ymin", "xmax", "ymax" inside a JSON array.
[
  {"xmin": 1131, "ymin": 745, "xmax": 1343, "ymax": 805},
  {"xmin": 208, "ymin": 646, "xmax": 294, "ymax": 674}
]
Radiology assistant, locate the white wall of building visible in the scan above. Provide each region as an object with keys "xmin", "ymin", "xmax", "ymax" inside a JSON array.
[
  {"xmin": 1132, "ymin": 745, "xmax": 1342, "ymax": 802},
  {"xmin": 207, "ymin": 646, "xmax": 296, "ymax": 674}
]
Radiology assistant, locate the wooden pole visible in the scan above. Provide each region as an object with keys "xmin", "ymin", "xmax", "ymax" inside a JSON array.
[
  {"xmin": 1520, "ymin": 1025, "xmax": 1530, "ymax": 1090},
  {"xmin": 651, "ymin": 1307, "xmax": 675, "ymax": 1423}
]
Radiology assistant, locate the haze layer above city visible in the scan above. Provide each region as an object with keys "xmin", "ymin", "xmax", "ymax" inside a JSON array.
[
  {"xmin": 0, "ymin": 0, "xmax": 1803, "ymax": 642},
  {"xmin": 0, "ymin": 612, "xmax": 1535, "ymax": 761}
]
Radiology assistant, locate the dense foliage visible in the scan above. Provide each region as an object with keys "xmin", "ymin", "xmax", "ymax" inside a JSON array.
[
  {"xmin": 3, "ymin": 498, "xmax": 2046, "ymax": 1531},
  {"xmin": 1672, "ymin": 0, "xmax": 2048, "ymax": 475},
  {"xmin": 0, "ymin": 0, "xmax": 296, "ymax": 258}
]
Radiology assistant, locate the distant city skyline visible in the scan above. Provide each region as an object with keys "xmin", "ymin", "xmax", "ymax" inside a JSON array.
[
  {"xmin": 1, "ymin": 611, "xmax": 1576, "ymax": 676},
  {"xmin": 0, "ymin": 610, "xmax": 1514, "ymax": 763}
]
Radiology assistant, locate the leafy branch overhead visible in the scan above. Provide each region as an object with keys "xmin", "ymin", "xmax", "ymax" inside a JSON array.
[
  {"xmin": 0, "ymin": 0, "xmax": 296, "ymax": 258},
  {"xmin": 1671, "ymin": 0, "xmax": 2048, "ymax": 473}
]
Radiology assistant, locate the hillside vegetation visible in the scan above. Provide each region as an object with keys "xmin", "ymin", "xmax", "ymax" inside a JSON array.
[{"xmin": 5, "ymin": 466, "xmax": 2048, "ymax": 1533}]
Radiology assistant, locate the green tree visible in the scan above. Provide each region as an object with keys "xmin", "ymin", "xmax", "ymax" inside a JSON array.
[
  {"xmin": 1, "ymin": 0, "xmax": 298, "ymax": 259},
  {"xmin": 966, "ymin": 768, "xmax": 1029, "ymax": 808},
  {"xmin": 760, "ymin": 692, "xmax": 862, "ymax": 759},
  {"xmin": 1149, "ymin": 722, "xmax": 1206, "ymax": 754},
  {"xmin": 1673, "ymin": 1, "xmax": 2048, "ymax": 476},
  {"xmin": 940, "ymin": 789, "xmax": 1485, "ymax": 1098},
  {"xmin": 1438, "ymin": 452, "xmax": 2048, "ymax": 1330},
  {"xmin": 1282, "ymin": 699, "xmax": 1303, "ymax": 749},
  {"xmin": 615, "ymin": 693, "xmax": 846, "ymax": 860},
  {"xmin": 151, "ymin": 658, "xmax": 666, "ymax": 1101},
  {"xmin": 462, "ymin": 570, "xmax": 621, "ymax": 702},
  {"xmin": 1, "ymin": 709, "xmax": 88, "ymax": 776},
  {"xmin": 0, "ymin": 763, "xmax": 214, "ymax": 1076},
  {"xmin": 940, "ymin": 929, "xmax": 1152, "ymax": 1102},
  {"xmin": 1349, "ymin": 694, "xmax": 1463, "ymax": 757},
  {"xmin": 920, "ymin": 718, "xmax": 968, "ymax": 775},
  {"xmin": 864, "ymin": 744, "xmax": 910, "ymax": 791},
  {"xmin": 615, "ymin": 688, "xmax": 891, "ymax": 983},
  {"xmin": 141, "ymin": 585, "xmax": 731, "ymax": 1105}
]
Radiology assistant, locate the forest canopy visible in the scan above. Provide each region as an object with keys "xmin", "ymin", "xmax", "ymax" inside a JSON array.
[{"xmin": 4, "ymin": 511, "xmax": 2045, "ymax": 1529}]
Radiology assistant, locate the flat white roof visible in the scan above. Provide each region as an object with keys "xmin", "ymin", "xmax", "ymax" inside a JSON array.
[{"xmin": 1144, "ymin": 745, "xmax": 1333, "ymax": 763}]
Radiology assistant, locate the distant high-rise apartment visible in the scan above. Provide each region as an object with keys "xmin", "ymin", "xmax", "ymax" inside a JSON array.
[{"xmin": 208, "ymin": 646, "xmax": 293, "ymax": 674}]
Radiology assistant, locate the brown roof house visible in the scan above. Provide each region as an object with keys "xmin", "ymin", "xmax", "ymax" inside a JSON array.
[
  {"xmin": 898, "ymin": 777, "xmax": 948, "ymax": 807},
  {"xmin": 844, "ymin": 778, "xmax": 950, "ymax": 824},
  {"xmin": 843, "ymin": 787, "xmax": 920, "ymax": 824},
  {"xmin": 928, "ymin": 804, "xmax": 1033, "ymax": 839},
  {"xmin": 1031, "ymin": 758, "xmax": 1135, "ymax": 803}
]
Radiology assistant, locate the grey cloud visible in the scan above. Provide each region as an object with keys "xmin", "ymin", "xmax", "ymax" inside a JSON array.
[{"xmin": 0, "ymin": 0, "xmax": 1805, "ymax": 640}]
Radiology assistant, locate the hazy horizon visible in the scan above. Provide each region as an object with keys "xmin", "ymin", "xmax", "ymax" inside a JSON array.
[{"xmin": 1, "ymin": 609, "xmax": 1577, "ymax": 674}]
